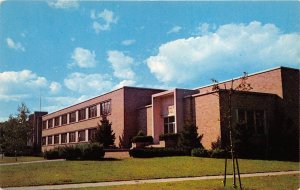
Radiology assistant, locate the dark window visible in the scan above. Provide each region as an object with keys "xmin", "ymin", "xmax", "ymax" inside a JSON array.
[
  {"xmin": 54, "ymin": 135, "xmax": 59, "ymax": 144},
  {"xmin": 69, "ymin": 132, "xmax": 76, "ymax": 142},
  {"xmin": 48, "ymin": 136, "xmax": 53, "ymax": 145},
  {"xmin": 48, "ymin": 119, "xmax": 53, "ymax": 128},
  {"xmin": 89, "ymin": 105, "xmax": 97, "ymax": 118},
  {"xmin": 61, "ymin": 114, "xmax": 67, "ymax": 125},
  {"xmin": 100, "ymin": 100, "xmax": 111, "ymax": 115},
  {"xmin": 236, "ymin": 109, "xmax": 265, "ymax": 135},
  {"xmin": 78, "ymin": 109, "xmax": 86, "ymax": 121},
  {"xmin": 88, "ymin": 128, "xmax": 97, "ymax": 141},
  {"xmin": 78, "ymin": 130, "xmax": 86, "ymax": 142},
  {"xmin": 163, "ymin": 116, "xmax": 175, "ymax": 134},
  {"xmin": 54, "ymin": 117, "xmax": 59, "ymax": 126},
  {"xmin": 69, "ymin": 112, "xmax": 76, "ymax": 123},
  {"xmin": 42, "ymin": 137, "xmax": 46, "ymax": 145},
  {"xmin": 61, "ymin": 133, "xmax": 67, "ymax": 144},
  {"xmin": 42, "ymin": 121, "xmax": 46, "ymax": 130}
]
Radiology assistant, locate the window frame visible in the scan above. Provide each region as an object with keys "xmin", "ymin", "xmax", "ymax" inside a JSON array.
[
  {"xmin": 61, "ymin": 133, "xmax": 67, "ymax": 144},
  {"xmin": 69, "ymin": 111, "xmax": 76, "ymax": 123},
  {"xmin": 78, "ymin": 108, "xmax": 86, "ymax": 121},
  {"xmin": 54, "ymin": 117, "xmax": 60, "ymax": 127},
  {"xmin": 54, "ymin": 134, "xmax": 59, "ymax": 144},
  {"xmin": 100, "ymin": 100, "xmax": 111, "ymax": 116},
  {"xmin": 69, "ymin": 132, "xmax": 76, "ymax": 143},
  {"xmin": 48, "ymin": 136, "xmax": 53, "ymax": 145},
  {"xmin": 61, "ymin": 114, "xmax": 67, "ymax": 125},
  {"xmin": 88, "ymin": 105, "xmax": 98, "ymax": 118},
  {"xmin": 236, "ymin": 109, "xmax": 266, "ymax": 135},
  {"xmin": 78, "ymin": 130, "xmax": 86, "ymax": 142},
  {"xmin": 163, "ymin": 116, "xmax": 175, "ymax": 134}
]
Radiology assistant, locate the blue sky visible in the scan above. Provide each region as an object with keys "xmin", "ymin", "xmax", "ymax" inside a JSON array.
[{"xmin": 0, "ymin": 1, "xmax": 299, "ymax": 121}]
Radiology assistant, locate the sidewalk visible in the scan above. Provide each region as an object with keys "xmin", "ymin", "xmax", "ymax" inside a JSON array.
[
  {"xmin": 2, "ymin": 170, "xmax": 299, "ymax": 190},
  {"xmin": 0, "ymin": 159, "xmax": 65, "ymax": 166}
]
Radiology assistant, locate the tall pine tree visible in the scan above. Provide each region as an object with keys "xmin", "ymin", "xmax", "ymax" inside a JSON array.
[{"xmin": 93, "ymin": 116, "xmax": 115, "ymax": 148}]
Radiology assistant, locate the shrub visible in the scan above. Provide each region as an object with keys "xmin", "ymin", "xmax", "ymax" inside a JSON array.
[
  {"xmin": 81, "ymin": 143, "xmax": 105, "ymax": 160},
  {"xmin": 44, "ymin": 148, "xmax": 61, "ymax": 160},
  {"xmin": 210, "ymin": 148, "xmax": 226, "ymax": 158},
  {"xmin": 191, "ymin": 148, "xmax": 210, "ymax": 157},
  {"xmin": 178, "ymin": 122, "xmax": 203, "ymax": 150},
  {"xmin": 132, "ymin": 136, "xmax": 153, "ymax": 143},
  {"xmin": 63, "ymin": 146, "xmax": 81, "ymax": 160},
  {"xmin": 129, "ymin": 148, "xmax": 190, "ymax": 158},
  {"xmin": 159, "ymin": 133, "xmax": 179, "ymax": 141}
]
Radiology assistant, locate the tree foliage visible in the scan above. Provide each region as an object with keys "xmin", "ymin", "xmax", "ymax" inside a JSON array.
[
  {"xmin": 178, "ymin": 122, "xmax": 203, "ymax": 150},
  {"xmin": 93, "ymin": 116, "xmax": 115, "ymax": 148}
]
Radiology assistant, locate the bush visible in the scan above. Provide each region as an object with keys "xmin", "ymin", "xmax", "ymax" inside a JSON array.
[
  {"xmin": 132, "ymin": 136, "xmax": 153, "ymax": 143},
  {"xmin": 44, "ymin": 148, "xmax": 62, "ymax": 160},
  {"xmin": 191, "ymin": 148, "xmax": 210, "ymax": 157},
  {"xmin": 210, "ymin": 148, "xmax": 226, "ymax": 158},
  {"xmin": 81, "ymin": 143, "xmax": 105, "ymax": 160},
  {"xmin": 63, "ymin": 146, "xmax": 81, "ymax": 160},
  {"xmin": 129, "ymin": 148, "xmax": 190, "ymax": 158},
  {"xmin": 159, "ymin": 133, "xmax": 179, "ymax": 141}
]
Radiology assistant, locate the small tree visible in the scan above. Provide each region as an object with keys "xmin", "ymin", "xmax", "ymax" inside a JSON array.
[
  {"xmin": 178, "ymin": 122, "xmax": 203, "ymax": 150},
  {"xmin": 93, "ymin": 116, "xmax": 115, "ymax": 148}
]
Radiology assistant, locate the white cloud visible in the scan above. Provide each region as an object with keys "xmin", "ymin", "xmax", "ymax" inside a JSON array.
[
  {"xmin": 114, "ymin": 80, "xmax": 136, "ymax": 89},
  {"xmin": 107, "ymin": 50, "xmax": 135, "ymax": 80},
  {"xmin": 6, "ymin": 38, "xmax": 25, "ymax": 52},
  {"xmin": 49, "ymin": 82, "xmax": 61, "ymax": 94},
  {"xmin": 146, "ymin": 21, "xmax": 300, "ymax": 84},
  {"xmin": 122, "ymin": 39, "xmax": 136, "ymax": 46},
  {"xmin": 64, "ymin": 72, "xmax": 113, "ymax": 95},
  {"xmin": 91, "ymin": 9, "xmax": 118, "ymax": 33},
  {"xmin": 44, "ymin": 95, "xmax": 90, "ymax": 113},
  {"xmin": 167, "ymin": 26, "xmax": 182, "ymax": 34},
  {"xmin": 0, "ymin": 70, "xmax": 48, "ymax": 101},
  {"xmin": 47, "ymin": 0, "xmax": 79, "ymax": 9},
  {"xmin": 70, "ymin": 47, "xmax": 98, "ymax": 68}
]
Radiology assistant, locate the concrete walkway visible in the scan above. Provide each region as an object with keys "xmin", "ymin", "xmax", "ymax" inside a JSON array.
[
  {"xmin": 2, "ymin": 170, "xmax": 299, "ymax": 190},
  {"xmin": 0, "ymin": 159, "xmax": 65, "ymax": 166}
]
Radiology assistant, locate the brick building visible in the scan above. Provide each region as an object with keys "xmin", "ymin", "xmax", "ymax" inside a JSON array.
[{"xmin": 41, "ymin": 66, "xmax": 299, "ymax": 156}]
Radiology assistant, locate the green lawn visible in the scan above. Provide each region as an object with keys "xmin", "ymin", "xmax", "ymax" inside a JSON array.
[
  {"xmin": 0, "ymin": 157, "xmax": 298, "ymax": 187},
  {"xmin": 67, "ymin": 174, "xmax": 300, "ymax": 190},
  {"xmin": 0, "ymin": 156, "xmax": 44, "ymax": 163}
]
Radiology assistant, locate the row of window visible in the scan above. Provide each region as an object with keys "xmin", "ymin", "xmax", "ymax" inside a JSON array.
[
  {"xmin": 42, "ymin": 128, "xmax": 97, "ymax": 145},
  {"xmin": 236, "ymin": 109, "xmax": 266, "ymax": 135},
  {"xmin": 42, "ymin": 100, "xmax": 111, "ymax": 130}
]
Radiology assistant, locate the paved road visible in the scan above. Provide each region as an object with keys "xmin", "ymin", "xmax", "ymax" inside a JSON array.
[{"xmin": 2, "ymin": 170, "xmax": 299, "ymax": 190}]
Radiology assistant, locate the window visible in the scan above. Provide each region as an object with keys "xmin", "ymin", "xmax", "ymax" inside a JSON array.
[
  {"xmin": 61, "ymin": 114, "xmax": 67, "ymax": 125},
  {"xmin": 54, "ymin": 117, "xmax": 59, "ymax": 127},
  {"xmin": 100, "ymin": 100, "xmax": 111, "ymax": 115},
  {"xmin": 48, "ymin": 136, "xmax": 53, "ymax": 145},
  {"xmin": 69, "ymin": 132, "xmax": 76, "ymax": 142},
  {"xmin": 54, "ymin": 135, "xmax": 59, "ymax": 144},
  {"xmin": 48, "ymin": 119, "xmax": 53, "ymax": 128},
  {"xmin": 42, "ymin": 137, "xmax": 46, "ymax": 145},
  {"xmin": 69, "ymin": 112, "xmax": 76, "ymax": 123},
  {"xmin": 78, "ymin": 109, "xmax": 86, "ymax": 121},
  {"xmin": 89, "ymin": 105, "xmax": 97, "ymax": 118},
  {"xmin": 61, "ymin": 133, "xmax": 67, "ymax": 144},
  {"xmin": 88, "ymin": 128, "xmax": 97, "ymax": 141},
  {"xmin": 78, "ymin": 130, "xmax": 86, "ymax": 142},
  {"xmin": 42, "ymin": 121, "xmax": 47, "ymax": 130},
  {"xmin": 237, "ymin": 109, "xmax": 265, "ymax": 135},
  {"xmin": 164, "ymin": 116, "xmax": 175, "ymax": 134}
]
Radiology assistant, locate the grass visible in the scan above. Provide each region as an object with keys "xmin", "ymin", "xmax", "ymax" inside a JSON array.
[
  {"xmin": 0, "ymin": 156, "xmax": 44, "ymax": 163},
  {"xmin": 0, "ymin": 157, "xmax": 299, "ymax": 187},
  {"xmin": 67, "ymin": 174, "xmax": 300, "ymax": 190}
]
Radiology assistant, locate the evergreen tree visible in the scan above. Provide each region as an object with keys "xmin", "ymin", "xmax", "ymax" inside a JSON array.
[
  {"xmin": 93, "ymin": 116, "xmax": 115, "ymax": 148},
  {"xmin": 178, "ymin": 122, "xmax": 203, "ymax": 150}
]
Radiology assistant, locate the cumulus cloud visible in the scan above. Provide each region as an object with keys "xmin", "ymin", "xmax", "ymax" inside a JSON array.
[
  {"xmin": 0, "ymin": 70, "xmax": 48, "ymax": 101},
  {"xmin": 107, "ymin": 50, "xmax": 135, "ymax": 80},
  {"xmin": 6, "ymin": 38, "xmax": 25, "ymax": 52},
  {"xmin": 167, "ymin": 26, "xmax": 182, "ymax": 34},
  {"xmin": 91, "ymin": 9, "xmax": 118, "ymax": 33},
  {"xmin": 64, "ymin": 72, "xmax": 113, "ymax": 95},
  {"xmin": 69, "ymin": 47, "xmax": 98, "ymax": 68},
  {"xmin": 47, "ymin": 0, "xmax": 79, "ymax": 9},
  {"xmin": 146, "ymin": 21, "xmax": 300, "ymax": 84},
  {"xmin": 49, "ymin": 82, "xmax": 62, "ymax": 94},
  {"xmin": 114, "ymin": 80, "xmax": 136, "ymax": 89},
  {"xmin": 122, "ymin": 39, "xmax": 136, "ymax": 46}
]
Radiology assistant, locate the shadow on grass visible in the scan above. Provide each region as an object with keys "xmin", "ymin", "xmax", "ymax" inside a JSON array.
[{"xmin": 66, "ymin": 158, "xmax": 122, "ymax": 161}]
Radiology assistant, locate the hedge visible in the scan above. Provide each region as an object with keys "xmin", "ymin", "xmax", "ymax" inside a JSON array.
[
  {"xmin": 159, "ymin": 133, "xmax": 179, "ymax": 141},
  {"xmin": 44, "ymin": 143, "xmax": 105, "ymax": 160},
  {"xmin": 129, "ymin": 147, "xmax": 190, "ymax": 158},
  {"xmin": 191, "ymin": 148, "xmax": 227, "ymax": 158},
  {"xmin": 132, "ymin": 136, "xmax": 153, "ymax": 143}
]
